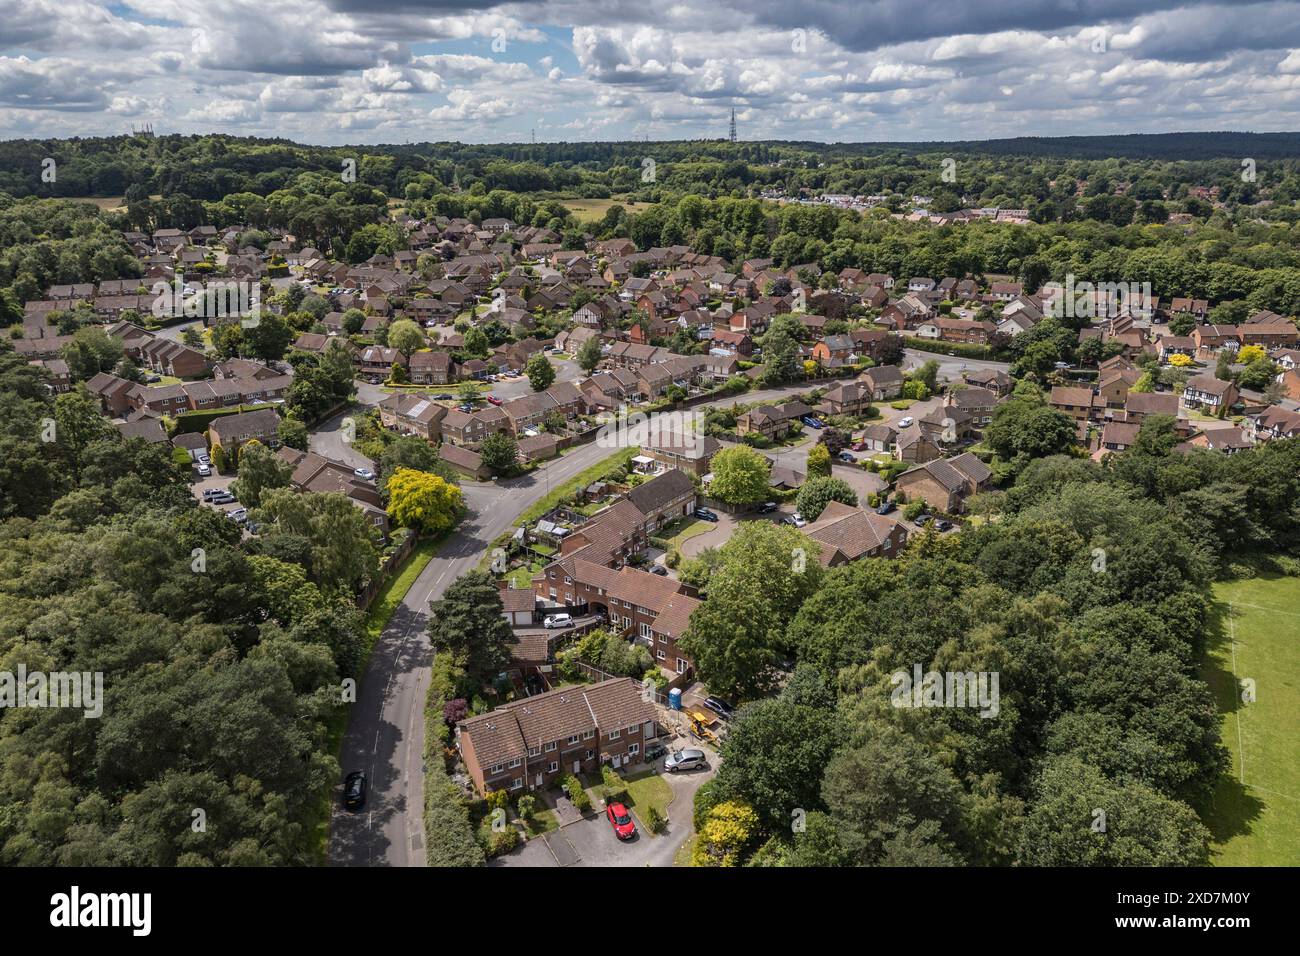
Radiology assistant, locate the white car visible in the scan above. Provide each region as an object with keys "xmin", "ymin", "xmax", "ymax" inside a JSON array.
[
  {"xmin": 898, "ymin": 416, "xmax": 914, "ymax": 428},
  {"xmin": 353, "ymin": 467, "xmax": 375, "ymax": 480},
  {"xmin": 665, "ymin": 749, "xmax": 708, "ymax": 772},
  {"xmin": 196, "ymin": 464, "xmax": 212, "ymax": 477},
  {"xmin": 790, "ymin": 513, "xmax": 807, "ymax": 528},
  {"xmin": 544, "ymin": 613, "xmax": 573, "ymax": 629}
]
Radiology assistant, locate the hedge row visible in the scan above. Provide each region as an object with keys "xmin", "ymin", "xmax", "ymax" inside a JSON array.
[
  {"xmin": 173, "ymin": 402, "xmax": 279, "ymax": 434},
  {"xmin": 423, "ymin": 655, "xmax": 485, "ymax": 867},
  {"xmin": 902, "ymin": 336, "xmax": 997, "ymax": 360}
]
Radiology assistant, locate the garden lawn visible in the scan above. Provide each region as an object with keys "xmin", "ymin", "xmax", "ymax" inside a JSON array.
[{"xmin": 1198, "ymin": 574, "xmax": 1300, "ymax": 866}]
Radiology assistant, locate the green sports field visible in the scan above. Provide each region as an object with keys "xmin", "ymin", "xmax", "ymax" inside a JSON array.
[{"xmin": 1199, "ymin": 574, "xmax": 1300, "ymax": 866}]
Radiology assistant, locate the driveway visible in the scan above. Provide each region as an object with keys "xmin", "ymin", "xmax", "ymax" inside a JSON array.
[{"xmin": 490, "ymin": 755, "xmax": 716, "ymax": 868}]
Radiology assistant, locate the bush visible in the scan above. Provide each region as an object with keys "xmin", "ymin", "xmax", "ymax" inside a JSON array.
[
  {"xmin": 486, "ymin": 826, "xmax": 520, "ymax": 858},
  {"xmin": 600, "ymin": 765, "xmax": 629, "ymax": 805},
  {"xmin": 645, "ymin": 805, "xmax": 667, "ymax": 834},
  {"xmin": 560, "ymin": 773, "xmax": 591, "ymax": 813},
  {"xmin": 904, "ymin": 500, "xmax": 926, "ymax": 520},
  {"xmin": 665, "ymin": 548, "xmax": 681, "ymax": 569},
  {"xmin": 516, "ymin": 794, "xmax": 538, "ymax": 820}
]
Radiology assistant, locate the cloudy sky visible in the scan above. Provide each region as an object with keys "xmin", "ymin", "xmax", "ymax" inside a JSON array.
[{"xmin": 2, "ymin": 0, "xmax": 1300, "ymax": 143}]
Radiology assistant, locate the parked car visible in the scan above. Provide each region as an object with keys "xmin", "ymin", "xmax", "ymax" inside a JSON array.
[
  {"xmin": 543, "ymin": 613, "xmax": 573, "ymax": 629},
  {"xmin": 875, "ymin": 500, "xmax": 896, "ymax": 515},
  {"xmin": 935, "ymin": 519, "xmax": 954, "ymax": 532},
  {"xmin": 913, "ymin": 513, "xmax": 931, "ymax": 527},
  {"xmin": 343, "ymin": 771, "xmax": 366, "ymax": 811},
  {"xmin": 353, "ymin": 467, "xmax": 375, "ymax": 480},
  {"xmin": 486, "ymin": 396, "xmax": 502, "ymax": 405},
  {"xmin": 703, "ymin": 696, "xmax": 734, "ymax": 719},
  {"xmin": 850, "ymin": 440, "xmax": 868, "ymax": 452},
  {"xmin": 665, "ymin": 748, "xmax": 708, "ymax": 773},
  {"xmin": 650, "ymin": 564, "xmax": 669, "ymax": 576},
  {"xmin": 800, "ymin": 415, "xmax": 825, "ymax": 429},
  {"xmin": 790, "ymin": 513, "xmax": 806, "ymax": 528},
  {"xmin": 458, "ymin": 403, "xmax": 475, "ymax": 413},
  {"xmin": 837, "ymin": 451, "xmax": 856, "ymax": 463},
  {"xmin": 644, "ymin": 741, "xmax": 668, "ymax": 761},
  {"xmin": 227, "ymin": 508, "xmax": 248, "ymax": 523},
  {"xmin": 605, "ymin": 801, "xmax": 637, "ymax": 840},
  {"xmin": 898, "ymin": 416, "xmax": 914, "ymax": 428},
  {"xmin": 197, "ymin": 454, "xmax": 211, "ymax": 465},
  {"xmin": 209, "ymin": 492, "xmax": 235, "ymax": 505},
  {"xmin": 757, "ymin": 501, "xmax": 778, "ymax": 514},
  {"xmin": 694, "ymin": 508, "xmax": 719, "ymax": 522},
  {"xmin": 202, "ymin": 487, "xmax": 224, "ymax": 500},
  {"xmin": 196, "ymin": 464, "xmax": 212, "ymax": 477}
]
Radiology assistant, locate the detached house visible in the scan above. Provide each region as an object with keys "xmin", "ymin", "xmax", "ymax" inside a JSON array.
[
  {"xmin": 803, "ymin": 501, "xmax": 909, "ymax": 566},
  {"xmin": 737, "ymin": 401, "xmax": 814, "ymax": 440},
  {"xmin": 894, "ymin": 452, "xmax": 992, "ymax": 514},
  {"xmin": 1181, "ymin": 374, "xmax": 1239, "ymax": 415}
]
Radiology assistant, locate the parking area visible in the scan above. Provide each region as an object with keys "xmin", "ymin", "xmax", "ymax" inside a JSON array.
[{"xmin": 490, "ymin": 743, "xmax": 718, "ymax": 868}]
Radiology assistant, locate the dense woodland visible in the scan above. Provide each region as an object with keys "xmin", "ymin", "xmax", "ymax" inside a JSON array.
[
  {"xmin": 0, "ymin": 347, "xmax": 375, "ymax": 864},
  {"xmin": 681, "ymin": 423, "xmax": 1300, "ymax": 866}
]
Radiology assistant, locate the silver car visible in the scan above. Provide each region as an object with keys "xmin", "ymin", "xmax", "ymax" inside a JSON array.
[{"xmin": 664, "ymin": 748, "xmax": 708, "ymax": 773}]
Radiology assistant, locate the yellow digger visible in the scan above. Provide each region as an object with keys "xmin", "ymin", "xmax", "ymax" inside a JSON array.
[{"xmin": 688, "ymin": 710, "xmax": 720, "ymax": 745}]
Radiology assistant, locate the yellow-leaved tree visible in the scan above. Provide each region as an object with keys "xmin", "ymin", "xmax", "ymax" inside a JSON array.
[{"xmin": 386, "ymin": 467, "xmax": 463, "ymax": 535}]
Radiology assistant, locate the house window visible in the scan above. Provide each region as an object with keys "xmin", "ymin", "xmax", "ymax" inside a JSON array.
[
  {"xmin": 511, "ymin": 778, "xmax": 523, "ymax": 790},
  {"xmin": 628, "ymin": 744, "xmax": 640, "ymax": 757},
  {"xmin": 544, "ymin": 742, "xmax": 557, "ymax": 752},
  {"xmin": 547, "ymin": 761, "xmax": 559, "ymax": 773},
  {"xmin": 508, "ymin": 758, "xmax": 521, "ymax": 769},
  {"xmin": 608, "ymin": 729, "xmax": 620, "ymax": 740},
  {"xmin": 585, "ymin": 750, "xmax": 594, "ymax": 760},
  {"xmin": 566, "ymin": 735, "xmax": 579, "ymax": 745},
  {"xmin": 582, "ymin": 730, "xmax": 594, "ymax": 740},
  {"xmin": 676, "ymin": 658, "xmax": 689, "ymax": 674},
  {"xmin": 528, "ymin": 746, "xmax": 540, "ymax": 757},
  {"xmin": 626, "ymin": 725, "xmax": 639, "ymax": 736},
  {"xmin": 490, "ymin": 763, "xmax": 504, "ymax": 774},
  {"xmin": 657, "ymin": 650, "xmax": 666, "ymax": 660}
]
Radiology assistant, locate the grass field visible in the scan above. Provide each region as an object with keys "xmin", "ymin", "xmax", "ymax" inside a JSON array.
[
  {"xmin": 1198, "ymin": 573, "xmax": 1300, "ymax": 866},
  {"xmin": 562, "ymin": 197, "xmax": 655, "ymax": 223}
]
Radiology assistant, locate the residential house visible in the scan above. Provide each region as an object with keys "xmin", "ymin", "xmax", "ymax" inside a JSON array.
[
  {"xmin": 803, "ymin": 501, "xmax": 909, "ymax": 566},
  {"xmin": 208, "ymin": 407, "xmax": 282, "ymax": 454},
  {"xmin": 737, "ymin": 401, "xmax": 814, "ymax": 440},
  {"xmin": 456, "ymin": 677, "xmax": 658, "ymax": 795},
  {"xmin": 894, "ymin": 452, "xmax": 992, "ymax": 514},
  {"xmin": 377, "ymin": 394, "xmax": 447, "ymax": 442},
  {"xmin": 1181, "ymin": 374, "xmax": 1239, "ymax": 415}
]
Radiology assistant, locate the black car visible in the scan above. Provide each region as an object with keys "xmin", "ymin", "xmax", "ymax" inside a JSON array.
[
  {"xmin": 694, "ymin": 508, "xmax": 719, "ymax": 522},
  {"xmin": 913, "ymin": 514, "xmax": 931, "ymax": 527},
  {"xmin": 343, "ymin": 771, "xmax": 366, "ymax": 811},
  {"xmin": 875, "ymin": 500, "xmax": 896, "ymax": 515},
  {"xmin": 703, "ymin": 696, "xmax": 735, "ymax": 719},
  {"xmin": 838, "ymin": 451, "xmax": 856, "ymax": 463},
  {"xmin": 757, "ymin": 501, "xmax": 778, "ymax": 514},
  {"xmin": 650, "ymin": 564, "xmax": 669, "ymax": 576},
  {"xmin": 644, "ymin": 741, "xmax": 668, "ymax": 761},
  {"xmin": 935, "ymin": 519, "xmax": 954, "ymax": 532}
]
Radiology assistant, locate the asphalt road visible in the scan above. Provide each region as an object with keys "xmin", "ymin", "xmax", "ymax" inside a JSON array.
[{"xmin": 326, "ymin": 379, "xmax": 817, "ymax": 867}]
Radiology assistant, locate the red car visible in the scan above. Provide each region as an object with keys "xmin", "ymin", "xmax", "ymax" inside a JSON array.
[
  {"xmin": 850, "ymin": 440, "xmax": 868, "ymax": 452},
  {"xmin": 605, "ymin": 801, "xmax": 636, "ymax": 840},
  {"xmin": 486, "ymin": 396, "xmax": 502, "ymax": 405}
]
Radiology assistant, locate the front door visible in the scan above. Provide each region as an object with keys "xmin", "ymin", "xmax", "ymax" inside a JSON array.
[
  {"xmin": 535, "ymin": 773, "xmax": 543, "ymax": 788},
  {"xmin": 573, "ymin": 760, "xmax": 581, "ymax": 774},
  {"xmin": 612, "ymin": 754, "xmax": 622, "ymax": 769}
]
